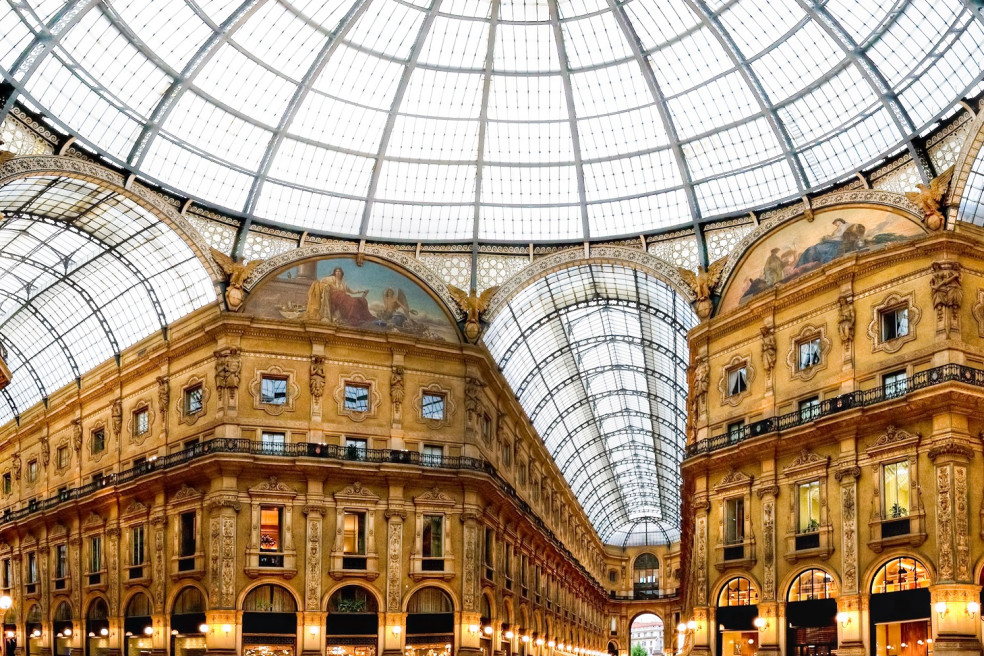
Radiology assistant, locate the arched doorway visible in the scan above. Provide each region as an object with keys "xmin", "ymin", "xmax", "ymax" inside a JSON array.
[
  {"xmin": 870, "ymin": 557, "xmax": 931, "ymax": 656},
  {"xmin": 85, "ymin": 598, "xmax": 110, "ymax": 656},
  {"xmin": 53, "ymin": 602, "xmax": 73, "ymax": 656},
  {"xmin": 242, "ymin": 584, "xmax": 298, "ymax": 656},
  {"xmin": 479, "ymin": 595, "xmax": 494, "ymax": 656},
  {"xmin": 326, "ymin": 586, "xmax": 378, "ymax": 656},
  {"xmin": 25, "ymin": 605, "xmax": 41, "ymax": 656},
  {"xmin": 633, "ymin": 554, "xmax": 660, "ymax": 599},
  {"xmin": 405, "ymin": 587, "xmax": 454, "ymax": 656},
  {"xmin": 170, "ymin": 587, "xmax": 206, "ymax": 656},
  {"xmin": 716, "ymin": 577, "xmax": 760, "ymax": 656},
  {"xmin": 786, "ymin": 569, "xmax": 837, "ymax": 656},
  {"xmin": 629, "ymin": 613, "xmax": 663, "ymax": 656},
  {"xmin": 607, "ymin": 641, "xmax": 618, "ymax": 656},
  {"xmin": 123, "ymin": 592, "xmax": 153, "ymax": 656},
  {"xmin": 500, "ymin": 600, "xmax": 513, "ymax": 656}
]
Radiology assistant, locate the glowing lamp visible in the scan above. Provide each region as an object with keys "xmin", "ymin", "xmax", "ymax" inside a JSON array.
[
  {"xmin": 144, "ymin": 627, "xmax": 154, "ymax": 636},
  {"xmin": 199, "ymin": 624, "xmax": 209, "ymax": 634},
  {"xmin": 99, "ymin": 628, "xmax": 109, "ymax": 637}
]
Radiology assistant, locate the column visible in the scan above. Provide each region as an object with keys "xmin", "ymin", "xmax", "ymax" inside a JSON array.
[
  {"xmin": 834, "ymin": 465, "xmax": 864, "ymax": 656},
  {"xmin": 756, "ymin": 485, "xmax": 780, "ymax": 656},
  {"xmin": 690, "ymin": 497, "xmax": 711, "ymax": 656},
  {"xmin": 459, "ymin": 510, "xmax": 483, "ymax": 656},
  {"xmin": 383, "ymin": 509, "xmax": 406, "ymax": 656},
  {"xmin": 302, "ymin": 504, "xmax": 326, "ymax": 656}
]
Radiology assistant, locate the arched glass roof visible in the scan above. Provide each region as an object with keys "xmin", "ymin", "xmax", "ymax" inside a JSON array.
[
  {"xmin": 484, "ymin": 264, "xmax": 696, "ymax": 546},
  {"xmin": 0, "ymin": 175, "xmax": 216, "ymax": 424},
  {"xmin": 1, "ymin": 1, "xmax": 982, "ymax": 242}
]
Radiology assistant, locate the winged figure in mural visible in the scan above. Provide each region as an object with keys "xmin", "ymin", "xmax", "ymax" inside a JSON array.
[
  {"xmin": 447, "ymin": 284, "xmax": 499, "ymax": 343},
  {"xmin": 678, "ymin": 257, "xmax": 727, "ymax": 321},
  {"xmin": 905, "ymin": 166, "xmax": 954, "ymax": 231},
  {"xmin": 211, "ymin": 248, "xmax": 264, "ymax": 311}
]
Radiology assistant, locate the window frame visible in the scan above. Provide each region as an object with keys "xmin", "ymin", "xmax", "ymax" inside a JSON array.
[
  {"xmin": 343, "ymin": 382, "xmax": 371, "ymax": 413},
  {"xmin": 883, "ymin": 369, "xmax": 908, "ymax": 399},
  {"xmin": 797, "ymin": 336, "xmax": 822, "ymax": 371},
  {"xmin": 724, "ymin": 497, "xmax": 744, "ymax": 545},
  {"xmin": 726, "ymin": 366, "xmax": 747, "ymax": 398},
  {"xmin": 184, "ymin": 384, "xmax": 204, "ymax": 415},
  {"xmin": 422, "ymin": 392, "xmax": 446, "ymax": 420},
  {"xmin": 260, "ymin": 376, "xmax": 289, "ymax": 406},
  {"xmin": 797, "ymin": 480, "xmax": 821, "ymax": 534}
]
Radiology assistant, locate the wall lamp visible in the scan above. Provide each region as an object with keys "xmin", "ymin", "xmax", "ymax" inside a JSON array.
[
  {"xmin": 935, "ymin": 602, "xmax": 949, "ymax": 619},
  {"xmin": 221, "ymin": 624, "xmax": 233, "ymax": 635},
  {"xmin": 967, "ymin": 602, "xmax": 980, "ymax": 618},
  {"xmin": 676, "ymin": 623, "xmax": 687, "ymax": 634},
  {"xmin": 391, "ymin": 626, "xmax": 402, "ymax": 636},
  {"xmin": 752, "ymin": 618, "xmax": 769, "ymax": 630},
  {"xmin": 468, "ymin": 625, "xmax": 481, "ymax": 635},
  {"xmin": 686, "ymin": 620, "xmax": 698, "ymax": 631},
  {"xmin": 836, "ymin": 612, "xmax": 852, "ymax": 628}
]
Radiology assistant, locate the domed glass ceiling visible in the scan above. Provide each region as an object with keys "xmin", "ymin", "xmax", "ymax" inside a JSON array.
[{"xmin": 1, "ymin": 0, "xmax": 982, "ymax": 242}]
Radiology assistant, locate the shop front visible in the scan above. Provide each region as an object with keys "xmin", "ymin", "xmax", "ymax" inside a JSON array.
[
  {"xmin": 869, "ymin": 557, "xmax": 932, "ymax": 656},
  {"xmin": 325, "ymin": 586, "xmax": 379, "ymax": 656},
  {"xmin": 85, "ymin": 599, "xmax": 110, "ymax": 656},
  {"xmin": 405, "ymin": 588, "xmax": 454, "ymax": 656},
  {"xmin": 716, "ymin": 577, "xmax": 760, "ymax": 656},
  {"xmin": 52, "ymin": 601, "xmax": 73, "ymax": 656},
  {"xmin": 241, "ymin": 584, "xmax": 298, "ymax": 656},
  {"xmin": 170, "ymin": 587, "xmax": 207, "ymax": 656},
  {"xmin": 123, "ymin": 593, "xmax": 154, "ymax": 656},
  {"xmin": 785, "ymin": 569, "xmax": 837, "ymax": 656}
]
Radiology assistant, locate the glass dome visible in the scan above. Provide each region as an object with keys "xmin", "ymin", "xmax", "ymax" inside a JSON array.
[{"xmin": 1, "ymin": 0, "xmax": 982, "ymax": 243}]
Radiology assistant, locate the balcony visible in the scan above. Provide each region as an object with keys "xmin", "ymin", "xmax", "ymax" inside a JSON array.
[{"xmin": 686, "ymin": 364, "xmax": 984, "ymax": 458}]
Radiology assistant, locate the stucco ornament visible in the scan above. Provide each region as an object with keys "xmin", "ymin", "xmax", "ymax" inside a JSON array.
[
  {"xmin": 211, "ymin": 248, "xmax": 263, "ymax": 310},
  {"xmin": 678, "ymin": 257, "xmax": 727, "ymax": 320}
]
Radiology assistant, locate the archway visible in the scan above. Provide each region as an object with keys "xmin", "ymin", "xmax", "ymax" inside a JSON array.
[
  {"xmin": 170, "ymin": 587, "xmax": 206, "ymax": 656},
  {"xmin": 629, "ymin": 613, "xmax": 663, "ymax": 656},
  {"xmin": 479, "ymin": 595, "xmax": 494, "ymax": 656},
  {"xmin": 786, "ymin": 569, "xmax": 837, "ymax": 656},
  {"xmin": 85, "ymin": 598, "xmax": 109, "ymax": 656},
  {"xmin": 715, "ymin": 577, "xmax": 760, "ymax": 656},
  {"xmin": 869, "ymin": 557, "xmax": 931, "ymax": 656},
  {"xmin": 326, "ymin": 585, "xmax": 379, "ymax": 656},
  {"xmin": 123, "ymin": 592, "xmax": 153, "ymax": 656},
  {"xmin": 25, "ymin": 605, "xmax": 41, "ymax": 656},
  {"xmin": 241, "ymin": 584, "xmax": 298, "ymax": 656},
  {"xmin": 405, "ymin": 587, "xmax": 454, "ymax": 656},
  {"xmin": 53, "ymin": 601, "xmax": 73, "ymax": 656},
  {"xmin": 633, "ymin": 554, "xmax": 661, "ymax": 599}
]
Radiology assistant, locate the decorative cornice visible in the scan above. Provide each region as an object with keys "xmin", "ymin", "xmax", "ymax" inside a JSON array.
[
  {"xmin": 928, "ymin": 441, "xmax": 975, "ymax": 462},
  {"xmin": 756, "ymin": 485, "xmax": 780, "ymax": 499},
  {"xmin": 250, "ymin": 476, "xmax": 294, "ymax": 494},
  {"xmin": 834, "ymin": 465, "xmax": 862, "ymax": 481}
]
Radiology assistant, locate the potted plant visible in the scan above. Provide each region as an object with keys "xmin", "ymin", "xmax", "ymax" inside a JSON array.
[
  {"xmin": 804, "ymin": 519, "xmax": 820, "ymax": 533},
  {"xmin": 890, "ymin": 503, "xmax": 908, "ymax": 518}
]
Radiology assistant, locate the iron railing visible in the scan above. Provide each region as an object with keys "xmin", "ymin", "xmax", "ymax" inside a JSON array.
[
  {"xmin": 608, "ymin": 589, "xmax": 680, "ymax": 601},
  {"xmin": 686, "ymin": 363, "xmax": 984, "ymax": 458},
  {"xmin": 0, "ymin": 436, "xmax": 603, "ymax": 590}
]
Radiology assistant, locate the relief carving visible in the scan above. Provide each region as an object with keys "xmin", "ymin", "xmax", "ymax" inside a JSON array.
[
  {"xmin": 111, "ymin": 399, "xmax": 122, "ymax": 438},
  {"xmin": 930, "ymin": 261, "xmax": 962, "ymax": 335},
  {"xmin": 310, "ymin": 355, "xmax": 326, "ymax": 398},
  {"xmin": 760, "ymin": 325, "xmax": 776, "ymax": 379},
  {"xmin": 763, "ymin": 498, "xmax": 775, "ymax": 599},
  {"xmin": 390, "ymin": 366, "xmax": 405, "ymax": 416},
  {"xmin": 842, "ymin": 483, "xmax": 858, "ymax": 592},
  {"xmin": 387, "ymin": 518, "xmax": 403, "ymax": 612},
  {"xmin": 955, "ymin": 465, "xmax": 970, "ymax": 580},
  {"xmin": 214, "ymin": 347, "xmax": 242, "ymax": 400},
  {"xmin": 838, "ymin": 294, "xmax": 855, "ymax": 346},
  {"xmin": 71, "ymin": 419, "xmax": 82, "ymax": 452},
  {"xmin": 39, "ymin": 435, "xmax": 49, "ymax": 467},
  {"xmin": 937, "ymin": 466, "xmax": 954, "ymax": 581},
  {"xmin": 156, "ymin": 376, "xmax": 169, "ymax": 419},
  {"xmin": 462, "ymin": 522, "xmax": 478, "ymax": 611},
  {"xmin": 306, "ymin": 516, "xmax": 322, "ymax": 611},
  {"xmin": 221, "ymin": 514, "xmax": 236, "ymax": 607},
  {"xmin": 695, "ymin": 514, "xmax": 707, "ymax": 606},
  {"xmin": 209, "ymin": 516, "xmax": 221, "ymax": 607}
]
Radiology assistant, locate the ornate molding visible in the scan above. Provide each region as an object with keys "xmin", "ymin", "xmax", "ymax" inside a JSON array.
[
  {"xmin": 928, "ymin": 441, "xmax": 975, "ymax": 462},
  {"xmin": 867, "ymin": 425, "xmax": 921, "ymax": 453},
  {"xmin": 247, "ymin": 365, "xmax": 299, "ymax": 416},
  {"xmin": 835, "ymin": 465, "xmax": 862, "ymax": 481},
  {"xmin": 866, "ymin": 291, "xmax": 921, "ymax": 354},
  {"xmin": 414, "ymin": 382, "xmax": 456, "ymax": 429},
  {"xmin": 334, "ymin": 482, "xmax": 380, "ymax": 503},
  {"xmin": 172, "ymin": 484, "xmax": 203, "ymax": 502},
  {"xmin": 175, "ymin": 375, "xmax": 210, "ymax": 426},
  {"xmin": 414, "ymin": 486, "xmax": 456, "ymax": 506},
  {"xmin": 784, "ymin": 323, "xmax": 831, "ymax": 382},
  {"xmin": 333, "ymin": 371, "xmax": 381, "ymax": 422},
  {"xmin": 718, "ymin": 353, "xmax": 753, "ymax": 407},
  {"xmin": 250, "ymin": 476, "xmax": 295, "ymax": 494}
]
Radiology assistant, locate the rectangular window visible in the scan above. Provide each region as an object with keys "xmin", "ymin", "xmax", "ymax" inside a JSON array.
[
  {"xmin": 504, "ymin": 542, "xmax": 513, "ymax": 587},
  {"xmin": 184, "ymin": 385, "xmax": 203, "ymax": 414},
  {"xmin": 422, "ymin": 444, "xmax": 443, "ymax": 466},
  {"xmin": 260, "ymin": 376, "xmax": 288, "ymax": 405},
  {"xmin": 26, "ymin": 459, "xmax": 38, "ymax": 483},
  {"xmin": 881, "ymin": 306, "xmax": 909, "ymax": 341},
  {"xmin": 131, "ymin": 526, "xmax": 145, "ymax": 565},
  {"xmin": 798, "ymin": 481, "xmax": 821, "ymax": 533},
  {"xmin": 727, "ymin": 366, "xmax": 747, "ymax": 397},
  {"xmin": 727, "ymin": 421, "xmax": 745, "ymax": 443},
  {"xmin": 88, "ymin": 536, "xmax": 102, "ymax": 573},
  {"xmin": 883, "ymin": 461, "xmax": 911, "ymax": 519},
  {"xmin": 133, "ymin": 408, "xmax": 149, "ymax": 436},
  {"xmin": 1, "ymin": 558, "xmax": 10, "ymax": 589},
  {"xmin": 259, "ymin": 506, "xmax": 284, "ymax": 567},
  {"xmin": 798, "ymin": 337, "xmax": 822, "ymax": 370},
  {"xmin": 1, "ymin": 472, "xmax": 9, "ymax": 495},
  {"xmin": 56, "ymin": 446, "xmax": 69, "ymax": 469},
  {"xmin": 343, "ymin": 383, "xmax": 370, "ymax": 412},
  {"xmin": 799, "ymin": 396, "xmax": 820, "ymax": 422},
  {"xmin": 422, "ymin": 515, "xmax": 444, "ymax": 568},
  {"xmin": 345, "ymin": 437, "xmax": 368, "ymax": 460},
  {"xmin": 54, "ymin": 544, "xmax": 67, "ymax": 580},
  {"xmin": 91, "ymin": 430, "xmax": 106, "ymax": 455},
  {"xmin": 422, "ymin": 393, "xmax": 446, "ymax": 420},
  {"xmin": 27, "ymin": 552, "xmax": 37, "ymax": 583},
  {"xmin": 484, "ymin": 527, "xmax": 494, "ymax": 573},
  {"xmin": 260, "ymin": 431, "xmax": 286, "ymax": 454},
  {"xmin": 884, "ymin": 370, "xmax": 908, "ymax": 399},
  {"xmin": 343, "ymin": 512, "xmax": 367, "ymax": 555},
  {"xmin": 178, "ymin": 510, "xmax": 195, "ymax": 556},
  {"xmin": 481, "ymin": 414, "xmax": 492, "ymax": 445},
  {"xmin": 724, "ymin": 497, "xmax": 744, "ymax": 545}
]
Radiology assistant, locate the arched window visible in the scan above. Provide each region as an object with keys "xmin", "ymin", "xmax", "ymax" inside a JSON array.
[
  {"xmin": 87, "ymin": 598, "xmax": 108, "ymax": 621},
  {"xmin": 406, "ymin": 587, "xmax": 454, "ymax": 652},
  {"xmin": 125, "ymin": 592, "xmax": 153, "ymax": 618},
  {"xmin": 172, "ymin": 587, "xmax": 206, "ymax": 615},
  {"xmin": 123, "ymin": 593, "xmax": 154, "ymax": 655},
  {"xmin": 481, "ymin": 595, "xmax": 493, "ymax": 623},
  {"xmin": 328, "ymin": 586, "xmax": 378, "ymax": 614},
  {"xmin": 717, "ymin": 577, "xmax": 759, "ymax": 607},
  {"xmin": 871, "ymin": 557, "xmax": 930, "ymax": 594},
  {"xmin": 633, "ymin": 553, "xmax": 660, "ymax": 598},
  {"xmin": 788, "ymin": 569, "xmax": 837, "ymax": 602},
  {"xmin": 171, "ymin": 587, "xmax": 207, "ymax": 656},
  {"xmin": 242, "ymin": 584, "xmax": 297, "ymax": 613},
  {"xmin": 53, "ymin": 602, "xmax": 73, "ymax": 656},
  {"xmin": 86, "ymin": 599, "xmax": 110, "ymax": 656},
  {"xmin": 54, "ymin": 602, "xmax": 73, "ymax": 622},
  {"xmin": 407, "ymin": 588, "xmax": 454, "ymax": 614}
]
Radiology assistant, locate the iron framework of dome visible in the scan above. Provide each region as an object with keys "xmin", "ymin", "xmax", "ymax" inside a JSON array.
[{"xmin": 1, "ymin": 0, "xmax": 983, "ymax": 244}]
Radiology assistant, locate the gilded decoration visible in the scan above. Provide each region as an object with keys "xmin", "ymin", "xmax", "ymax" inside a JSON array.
[
  {"xmin": 719, "ymin": 206, "xmax": 925, "ymax": 314},
  {"xmin": 678, "ymin": 257, "xmax": 727, "ymax": 320},
  {"xmin": 333, "ymin": 372, "xmax": 381, "ymax": 422},
  {"xmin": 718, "ymin": 354, "xmax": 753, "ymax": 407},
  {"xmin": 904, "ymin": 166, "xmax": 955, "ymax": 231},
  {"xmin": 211, "ymin": 248, "xmax": 263, "ymax": 311},
  {"xmin": 242, "ymin": 255, "xmax": 459, "ymax": 342},
  {"xmin": 447, "ymin": 284, "xmax": 499, "ymax": 343},
  {"xmin": 248, "ymin": 365, "xmax": 299, "ymax": 416},
  {"xmin": 785, "ymin": 323, "xmax": 831, "ymax": 382},
  {"xmin": 175, "ymin": 375, "xmax": 209, "ymax": 426},
  {"xmin": 414, "ymin": 382, "xmax": 456, "ymax": 430},
  {"xmin": 866, "ymin": 291, "xmax": 921, "ymax": 354}
]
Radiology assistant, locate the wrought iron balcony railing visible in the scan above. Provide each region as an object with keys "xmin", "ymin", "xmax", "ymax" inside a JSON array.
[{"xmin": 685, "ymin": 363, "xmax": 984, "ymax": 458}]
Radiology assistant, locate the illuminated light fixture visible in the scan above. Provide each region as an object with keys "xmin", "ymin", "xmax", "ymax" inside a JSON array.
[
  {"xmin": 505, "ymin": 630, "xmax": 515, "ymax": 640},
  {"xmin": 752, "ymin": 618, "xmax": 767, "ymax": 630},
  {"xmin": 836, "ymin": 612, "xmax": 851, "ymax": 627},
  {"xmin": 4, "ymin": 632, "xmax": 13, "ymax": 639},
  {"xmin": 31, "ymin": 629, "xmax": 41, "ymax": 638},
  {"xmin": 99, "ymin": 628, "xmax": 109, "ymax": 637},
  {"xmin": 64, "ymin": 628, "xmax": 72, "ymax": 637},
  {"xmin": 677, "ymin": 624, "xmax": 687, "ymax": 634},
  {"xmin": 558, "ymin": 643, "xmax": 565, "ymax": 650},
  {"xmin": 468, "ymin": 625, "xmax": 480, "ymax": 635},
  {"xmin": 967, "ymin": 601, "xmax": 980, "ymax": 617},
  {"xmin": 125, "ymin": 632, "xmax": 133, "ymax": 638},
  {"xmin": 548, "ymin": 641, "xmax": 556, "ymax": 648},
  {"xmin": 171, "ymin": 631, "xmax": 179, "ymax": 636},
  {"xmin": 522, "ymin": 634, "xmax": 531, "ymax": 643},
  {"xmin": 536, "ymin": 637, "xmax": 546, "ymax": 646},
  {"xmin": 686, "ymin": 620, "xmax": 697, "ymax": 631},
  {"xmin": 144, "ymin": 627, "xmax": 154, "ymax": 636},
  {"xmin": 88, "ymin": 633, "xmax": 95, "ymax": 638},
  {"xmin": 392, "ymin": 626, "xmax": 402, "ymax": 636},
  {"xmin": 748, "ymin": 640, "xmax": 755, "ymax": 645},
  {"xmin": 935, "ymin": 602, "xmax": 948, "ymax": 618},
  {"xmin": 927, "ymin": 640, "xmax": 934, "ymax": 644},
  {"xmin": 222, "ymin": 624, "xmax": 233, "ymax": 634},
  {"xmin": 484, "ymin": 626, "xmax": 494, "ymax": 636},
  {"xmin": 309, "ymin": 626, "xmax": 320, "ymax": 636},
  {"xmin": 0, "ymin": 595, "xmax": 11, "ymax": 610},
  {"xmin": 199, "ymin": 624, "xmax": 209, "ymax": 634}
]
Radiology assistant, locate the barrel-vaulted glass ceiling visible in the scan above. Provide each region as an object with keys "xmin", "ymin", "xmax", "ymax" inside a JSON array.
[
  {"xmin": 484, "ymin": 264, "xmax": 696, "ymax": 546},
  {"xmin": 1, "ymin": 0, "xmax": 983, "ymax": 242},
  {"xmin": 0, "ymin": 175, "xmax": 216, "ymax": 425}
]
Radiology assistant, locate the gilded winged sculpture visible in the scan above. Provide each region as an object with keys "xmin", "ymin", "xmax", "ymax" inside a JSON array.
[
  {"xmin": 447, "ymin": 285, "xmax": 499, "ymax": 343},
  {"xmin": 678, "ymin": 257, "xmax": 727, "ymax": 320},
  {"xmin": 211, "ymin": 248, "xmax": 263, "ymax": 311},
  {"xmin": 905, "ymin": 166, "xmax": 954, "ymax": 231}
]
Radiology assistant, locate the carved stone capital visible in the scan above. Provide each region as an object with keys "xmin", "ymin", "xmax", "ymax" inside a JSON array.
[
  {"xmin": 928, "ymin": 441, "xmax": 974, "ymax": 462},
  {"xmin": 756, "ymin": 485, "xmax": 780, "ymax": 499},
  {"xmin": 835, "ymin": 466, "xmax": 862, "ymax": 481},
  {"xmin": 460, "ymin": 510, "xmax": 482, "ymax": 523},
  {"xmin": 384, "ymin": 509, "xmax": 407, "ymax": 521},
  {"xmin": 302, "ymin": 504, "xmax": 327, "ymax": 516},
  {"xmin": 205, "ymin": 497, "xmax": 242, "ymax": 513}
]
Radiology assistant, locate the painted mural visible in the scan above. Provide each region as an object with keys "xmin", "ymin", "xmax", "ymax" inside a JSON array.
[
  {"xmin": 242, "ymin": 256, "xmax": 459, "ymax": 342},
  {"xmin": 718, "ymin": 208, "xmax": 926, "ymax": 313}
]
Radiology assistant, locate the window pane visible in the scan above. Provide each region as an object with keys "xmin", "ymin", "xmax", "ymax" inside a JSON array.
[
  {"xmin": 261, "ymin": 377, "xmax": 288, "ymax": 404},
  {"xmin": 260, "ymin": 507, "xmax": 281, "ymax": 551},
  {"xmin": 344, "ymin": 384, "xmax": 370, "ymax": 411},
  {"xmin": 422, "ymin": 393, "xmax": 445, "ymax": 419}
]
